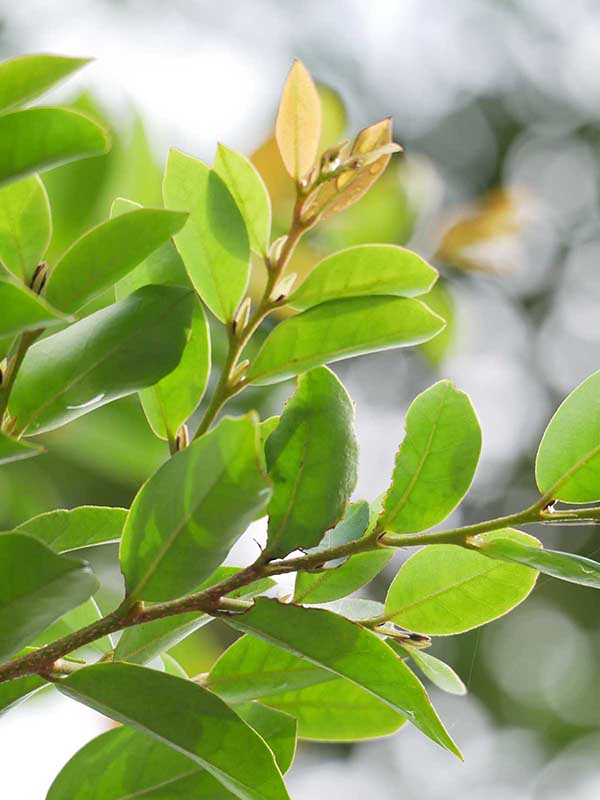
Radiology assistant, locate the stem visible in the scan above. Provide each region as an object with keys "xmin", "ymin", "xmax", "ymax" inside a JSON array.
[
  {"xmin": 2, "ymin": 502, "xmax": 600, "ymax": 684},
  {"xmin": 0, "ymin": 330, "xmax": 40, "ymax": 428},
  {"xmin": 193, "ymin": 195, "xmax": 311, "ymax": 439}
]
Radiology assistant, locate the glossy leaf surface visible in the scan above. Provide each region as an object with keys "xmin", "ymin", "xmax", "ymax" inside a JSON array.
[
  {"xmin": 0, "ymin": 54, "xmax": 90, "ymax": 112},
  {"xmin": 10, "ymin": 285, "xmax": 195, "ymax": 435},
  {"xmin": 0, "ymin": 175, "xmax": 51, "ymax": 281},
  {"xmin": 248, "ymin": 296, "xmax": 445, "ymax": 386},
  {"xmin": 265, "ymin": 367, "xmax": 358, "ymax": 558}
]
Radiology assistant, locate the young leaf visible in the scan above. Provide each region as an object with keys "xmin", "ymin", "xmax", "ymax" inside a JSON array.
[
  {"xmin": 476, "ymin": 535, "xmax": 600, "ymax": 589},
  {"xmin": 163, "ymin": 148, "xmax": 250, "ymax": 323},
  {"xmin": 214, "ymin": 144, "xmax": 272, "ymax": 256},
  {"xmin": 207, "ymin": 634, "xmax": 336, "ymax": 704},
  {"xmin": 392, "ymin": 643, "xmax": 467, "ymax": 696},
  {"xmin": 293, "ymin": 502, "xmax": 393, "ymax": 603},
  {"xmin": 0, "ymin": 174, "xmax": 51, "ymax": 282},
  {"xmin": 536, "ymin": 370, "xmax": 600, "ymax": 502},
  {"xmin": 379, "ymin": 381, "xmax": 482, "ymax": 534},
  {"xmin": 10, "ymin": 284, "xmax": 195, "ymax": 435},
  {"xmin": 260, "ymin": 416, "xmax": 280, "ymax": 448},
  {"xmin": 262, "ymin": 678, "xmax": 405, "ymax": 742},
  {"xmin": 45, "ymin": 208, "xmax": 188, "ymax": 314},
  {"xmin": 264, "ymin": 366, "xmax": 358, "ymax": 558},
  {"xmin": 0, "ymin": 673, "xmax": 47, "ymax": 718},
  {"xmin": 138, "ymin": 301, "xmax": 211, "ymax": 442},
  {"xmin": 0, "ymin": 279, "xmax": 69, "ymax": 337},
  {"xmin": 0, "ymin": 430, "xmax": 44, "ymax": 465},
  {"xmin": 384, "ymin": 529, "xmax": 540, "ymax": 635},
  {"xmin": 311, "ymin": 118, "xmax": 396, "ymax": 220},
  {"xmin": 236, "ymin": 702, "xmax": 297, "ymax": 774},
  {"xmin": 120, "ymin": 414, "xmax": 272, "ymax": 602},
  {"xmin": 0, "ymin": 532, "xmax": 98, "ymax": 661},
  {"xmin": 113, "ymin": 198, "xmax": 191, "ymax": 297},
  {"xmin": 0, "ymin": 54, "xmax": 91, "ymax": 112},
  {"xmin": 56, "ymin": 663, "xmax": 290, "ymax": 800},
  {"xmin": 0, "ymin": 107, "xmax": 110, "ymax": 186},
  {"xmin": 224, "ymin": 597, "xmax": 461, "ymax": 757},
  {"xmin": 114, "ymin": 568, "xmax": 275, "ymax": 665},
  {"xmin": 287, "ymin": 245, "xmax": 438, "ymax": 309},
  {"xmin": 17, "ymin": 506, "xmax": 127, "ymax": 553},
  {"xmin": 275, "ymin": 60, "xmax": 322, "ymax": 182},
  {"xmin": 247, "ymin": 296, "xmax": 445, "ymax": 386}
]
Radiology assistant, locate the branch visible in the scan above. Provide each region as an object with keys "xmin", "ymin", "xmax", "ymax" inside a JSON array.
[{"xmin": 2, "ymin": 501, "xmax": 600, "ymax": 684}]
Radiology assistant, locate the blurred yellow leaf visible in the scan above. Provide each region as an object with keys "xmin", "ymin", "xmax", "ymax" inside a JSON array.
[
  {"xmin": 276, "ymin": 59, "xmax": 322, "ymax": 182},
  {"xmin": 437, "ymin": 189, "xmax": 522, "ymax": 273}
]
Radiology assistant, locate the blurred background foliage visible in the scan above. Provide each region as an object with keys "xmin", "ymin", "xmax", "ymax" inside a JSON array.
[{"xmin": 3, "ymin": 1, "xmax": 600, "ymax": 797}]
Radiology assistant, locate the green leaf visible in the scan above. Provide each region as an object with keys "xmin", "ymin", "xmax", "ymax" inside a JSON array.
[
  {"xmin": 17, "ymin": 506, "xmax": 127, "ymax": 553},
  {"xmin": 265, "ymin": 366, "xmax": 358, "ymax": 558},
  {"xmin": 224, "ymin": 597, "xmax": 461, "ymax": 757},
  {"xmin": 0, "ymin": 54, "xmax": 91, "ymax": 112},
  {"xmin": 163, "ymin": 148, "xmax": 250, "ymax": 323},
  {"xmin": 536, "ymin": 370, "xmax": 600, "ymax": 502},
  {"xmin": 247, "ymin": 296, "xmax": 445, "ymax": 386},
  {"xmin": 0, "ymin": 673, "xmax": 47, "ymax": 718},
  {"xmin": 393, "ymin": 643, "xmax": 466, "ymax": 696},
  {"xmin": 114, "ymin": 568, "xmax": 275, "ymax": 665},
  {"xmin": 47, "ymin": 726, "xmax": 238, "ymax": 800},
  {"xmin": 47, "ymin": 705, "xmax": 295, "ymax": 800},
  {"xmin": 477, "ymin": 535, "xmax": 600, "ymax": 589},
  {"xmin": 293, "ymin": 502, "xmax": 393, "ymax": 603},
  {"xmin": 0, "ymin": 174, "xmax": 51, "ymax": 282},
  {"xmin": 139, "ymin": 301, "xmax": 211, "ymax": 442},
  {"xmin": 207, "ymin": 634, "xmax": 336, "ymax": 704},
  {"xmin": 56, "ymin": 663, "xmax": 290, "ymax": 800},
  {"xmin": 161, "ymin": 653, "xmax": 189, "ymax": 678},
  {"xmin": 0, "ymin": 278, "xmax": 69, "ymax": 337},
  {"xmin": 45, "ymin": 208, "xmax": 188, "ymax": 314},
  {"xmin": 287, "ymin": 245, "xmax": 437, "ymax": 309},
  {"xmin": 214, "ymin": 144, "xmax": 271, "ymax": 256},
  {"xmin": 0, "ymin": 430, "xmax": 44, "ymax": 465},
  {"xmin": 316, "ymin": 598, "xmax": 385, "ymax": 620},
  {"xmin": 275, "ymin": 60, "xmax": 322, "ymax": 181},
  {"xmin": 379, "ymin": 380, "xmax": 482, "ymax": 534},
  {"xmin": 259, "ymin": 416, "xmax": 280, "ymax": 448},
  {"xmin": 0, "ymin": 532, "xmax": 98, "ymax": 661},
  {"xmin": 10, "ymin": 284, "xmax": 195, "ymax": 435},
  {"xmin": 0, "ymin": 107, "xmax": 110, "ymax": 187},
  {"xmin": 384, "ymin": 529, "xmax": 540, "ymax": 635},
  {"xmin": 262, "ymin": 678, "xmax": 405, "ymax": 742},
  {"xmin": 113, "ymin": 198, "xmax": 190, "ymax": 297},
  {"xmin": 120, "ymin": 414, "xmax": 272, "ymax": 601},
  {"xmin": 236, "ymin": 702, "xmax": 297, "ymax": 774}
]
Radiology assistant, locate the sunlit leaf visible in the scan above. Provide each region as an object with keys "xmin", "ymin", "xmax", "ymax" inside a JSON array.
[
  {"xmin": 536, "ymin": 370, "xmax": 600, "ymax": 502},
  {"xmin": 287, "ymin": 244, "xmax": 437, "ymax": 309},
  {"xmin": 0, "ymin": 175, "xmax": 51, "ymax": 282},
  {"xmin": 391, "ymin": 642, "xmax": 466, "ymax": 696},
  {"xmin": 0, "ymin": 53, "xmax": 91, "ymax": 112},
  {"xmin": 45, "ymin": 208, "xmax": 188, "ymax": 314},
  {"xmin": 214, "ymin": 144, "xmax": 271, "ymax": 256},
  {"xmin": 265, "ymin": 366, "xmax": 358, "ymax": 558},
  {"xmin": 379, "ymin": 381, "xmax": 482, "ymax": 534},
  {"xmin": 384, "ymin": 529, "xmax": 540, "ymax": 635},
  {"xmin": 10, "ymin": 284, "xmax": 195, "ymax": 435},
  {"xmin": 247, "ymin": 296, "xmax": 445, "ymax": 385},
  {"xmin": 275, "ymin": 60, "xmax": 322, "ymax": 182},
  {"xmin": 0, "ymin": 107, "xmax": 110, "ymax": 187},
  {"xmin": 163, "ymin": 148, "xmax": 250, "ymax": 323},
  {"xmin": 0, "ymin": 278, "xmax": 68, "ymax": 338},
  {"xmin": 224, "ymin": 598, "xmax": 461, "ymax": 757},
  {"xmin": 0, "ymin": 430, "xmax": 44, "ymax": 465},
  {"xmin": 120, "ymin": 415, "xmax": 271, "ymax": 602}
]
